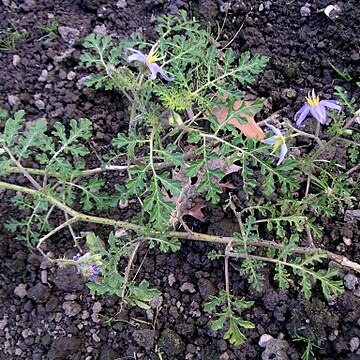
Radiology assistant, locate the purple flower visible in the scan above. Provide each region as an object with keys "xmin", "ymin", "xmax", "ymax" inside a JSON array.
[
  {"xmin": 294, "ymin": 90, "xmax": 342, "ymax": 127},
  {"xmin": 127, "ymin": 48, "xmax": 173, "ymax": 81},
  {"xmin": 262, "ymin": 122, "xmax": 288, "ymax": 165},
  {"xmin": 73, "ymin": 253, "xmax": 101, "ymax": 281}
]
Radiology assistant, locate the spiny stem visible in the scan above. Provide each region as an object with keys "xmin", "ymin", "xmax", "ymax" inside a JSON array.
[
  {"xmin": 1, "ymin": 180, "xmax": 359, "ymax": 273},
  {"xmin": 4, "ymin": 147, "xmax": 41, "ymax": 190}
]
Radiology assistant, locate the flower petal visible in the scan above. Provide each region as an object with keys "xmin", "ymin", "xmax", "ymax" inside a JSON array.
[
  {"xmin": 128, "ymin": 53, "xmax": 147, "ymax": 63},
  {"xmin": 265, "ymin": 122, "xmax": 282, "ymax": 137},
  {"xmin": 147, "ymin": 62, "xmax": 172, "ymax": 81},
  {"xmin": 262, "ymin": 136, "xmax": 278, "ymax": 145},
  {"xmin": 277, "ymin": 142, "xmax": 288, "ymax": 165},
  {"xmin": 321, "ymin": 100, "xmax": 342, "ymax": 112},
  {"xmin": 310, "ymin": 103, "xmax": 327, "ymax": 124},
  {"xmin": 294, "ymin": 104, "xmax": 310, "ymax": 127}
]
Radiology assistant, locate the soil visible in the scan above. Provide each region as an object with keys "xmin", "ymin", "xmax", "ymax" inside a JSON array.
[{"xmin": 0, "ymin": 1, "xmax": 359, "ymax": 359}]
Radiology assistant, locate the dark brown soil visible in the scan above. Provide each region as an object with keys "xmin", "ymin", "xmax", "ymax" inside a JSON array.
[{"xmin": 0, "ymin": 1, "xmax": 359, "ymax": 359}]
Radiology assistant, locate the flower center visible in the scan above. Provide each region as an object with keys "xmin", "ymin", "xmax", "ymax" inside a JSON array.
[
  {"xmin": 146, "ymin": 48, "xmax": 161, "ymax": 63},
  {"xmin": 306, "ymin": 89, "xmax": 320, "ymax": 107}
]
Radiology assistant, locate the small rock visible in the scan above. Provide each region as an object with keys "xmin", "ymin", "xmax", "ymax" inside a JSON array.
[
  {"xmin": 34, "ymin": 99, "xmax": 45, "ymax": 110},
  {"xmin": 198, "ymin": 278, "xmax": 216, "ymax": 300},
  {"xmin": 300, "ymin": 5, "xmax": 311, "ymax": 17},
  {"xmin": 168, "ymin": 273, "xmax": 176, "ymax": 286},
  {"xmin": 0, "ymin": 318, "xmax": 8, "ymax": 330},
  {"xmin": 8, "ymin": 94, "xmax": 21, "ymax": 108},
  {"xmin": 343, "ymin": 237, "xmax": 352, "ymax": 246},
  {"xmin": 219, "ymin": 353, "xmax": 230, "ymax": 360},
  {"xmin": 53, "ymin": 267, "xmax": 84, "ymax": 291},
  {"xmin": 116, "ymin": 0, "xmax": 127, "ymax": 9},
  {"xmin": 58, "ymin": 26, "xmax": 80, "ymax": 44},
  {"xmin": 13, "ymin": 55, "xmax": 21, "ymax": 66},
  {"xmin": 133, "ymin": 329, "xmax": 157, "ymax": 350},
  {"xmin": 262, "ymin": 338, "xmax": 290, "ymax": 360},
  {"xmin": 180, "ymin": 282, "xmax": 196, "ymax": 293},
  {"xmin": 350, "ymin": 337, "xmax": 360, "ymax": 352},
  {"xmin": 93, "ymin": 24, "xmax": 107, "ymax": 36},
  {"xmin": 324, "ymin": 4, "xmax": 341, "ymax": 20},
  {"xmin": 259, "ymin": 334, "xmax": 274, "ymax": 348},
  {"xmin": 67, "ymin": 71, "xmax": 76, "ymax": 81},
  {"xmin": 92, "ymin": 333, "xmax": 101, "ymax": 342},
  {"xmin": 345, "ymin": 210, "xmax": 360, "ymax": 221},
  {"xmin": 150, "ymin": 296, "xmax": 163, "ymax": 309},
  {"xmin": 159, "ymin": 329, "xmax": 186, "ymax": 356},
  {"xmin": 92, "ymin": 301, "xmax": 102, "ymax": 313},
  {"xmin": 38, "ymin": 69, "xmax": 48, "ymax": 82},
  {"xmin": 64, "ymin": 294, "xmax": 77, "ymax": 301},
  {"xmin": 344, "ymin": 274, "xmax": 358, "ymax": 290},
  {"xmin": 63, "ymin": 301, "xmax": 81, "ymax": 316},
  {"xmin": 14, "ymin": 283, "xmax": 27, "ymax": 298},
  {"xmin": 27, "ymin": 283, "xmax": 50, "ymax": 303}
]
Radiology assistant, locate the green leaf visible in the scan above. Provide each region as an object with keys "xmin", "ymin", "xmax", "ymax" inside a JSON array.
[
  {"xmin": 112, "ymin": 133, "xmax": 130, "ymax": 149},
  {"xmin": 158, "ymin": 171, "xmax": 182, "ymax": 196},
  {"xmin": 3, "ymin": 110, "xmax": 25, "ymax": 146},
  {"xmin": 211, "ymin": 314, "xmax": 227, "ymax": 331}
]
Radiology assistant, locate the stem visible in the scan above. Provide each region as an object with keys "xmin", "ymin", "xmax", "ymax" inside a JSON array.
[
  {"xmin": 1, "ymin": 180, "xmax": 359, "ymax": 273},
  {"xmin": 121, "ymin": 239, "xmax": 142, "ymax": 299},
  {"xmin": 4, "ymin": 147, "xmax": 41, "ymax": 190},
  {"xmin": 310, "ymin": 116, "xmax": 357, "ymax": 161}
]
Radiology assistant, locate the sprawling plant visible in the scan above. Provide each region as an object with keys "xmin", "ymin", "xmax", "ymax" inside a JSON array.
[{"xmin": 1, "ymin": 11, "xmax": 359, "ymax": 346}]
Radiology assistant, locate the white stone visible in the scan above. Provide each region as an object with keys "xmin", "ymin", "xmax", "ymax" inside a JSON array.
[
  {"xmin": 14, "ymin": 284, "xmax": 27, "ymax": 298},
  {"xmin": 12, "ymin": 55, "xmax": 21, "ymax": 66},
  {"xmin": 259, "ymin": 334, "xmax": 273, "ymax": 348}
]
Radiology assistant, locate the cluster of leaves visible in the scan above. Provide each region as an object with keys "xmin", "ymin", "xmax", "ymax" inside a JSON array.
[
  {"xmin": 85, "ymin": 233, "xmax": 160, "ymax": 309},
  {"xmin": 1, "ymin": 111, "xmax": 121, "ymax": 245},
  {"xmin": 204, "ymin": 290, "xmax": 255, "ymax": 346},
  {"xmin": 238, "ymin": 232, "xmax": 344, "ymax": 300}
]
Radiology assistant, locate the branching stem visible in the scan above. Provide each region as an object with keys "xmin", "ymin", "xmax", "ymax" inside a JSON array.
[{"xmin": 1, "ymin": 180, "xmax": 359, "ymax": 273}]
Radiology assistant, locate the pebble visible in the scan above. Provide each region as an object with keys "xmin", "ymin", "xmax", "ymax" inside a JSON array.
[
  {"xmin": 58, "ymin": 26, "xmax": 80, "ymax": 44},
  {"xmin": 150, "ymin": 296, "xmax": 163, "ymax": 309},
  {"xmin": 350, "ymin": 337, "xmax": 360, "ymax": 352},
  {"xmin": 8, "ymin": 95, "xmax": 21, "ymax": 108},
  {"xmin": 92, "ymin": 301, "xmax": 102, "ymax": 313},
  {"xmin": 34, "ymin": 99, "xmax": 45, "ymax": 110},
  {"xmin": 38, "ymin": 69, "xmax": 48, "ymax": 82},
  {"xmin": 259, "ymin": 334, "xmax": 274, "ymax": 348},
  {"xmin": 343, "ymin": 237, "xmax": 352, "ymax": 246},
  {"xmin": 93, "ymin": 24, "xmax": 107, "ymax": 35},
  {"xmin": 14, "ymin": 284, "xmax": 27, "ymax": 298},
  {"xmin": 67, "ymin": 71, "xmax": 76, "ymax": 81},
  {"xmin": 81, "ymin": 310, "xmax": 90, "ymax": 320},
  {"xmin": 180, "ymin": 282, "xmax": 196, "ymax": 293},
  {"xmin": 300, "ymin": 4, "xmax": 311, "ymax": 17},
  {"xmin": 64, "ymin": 294, "xmax": 77, "ymax": 301},
  {"xmin": 92, "ymin": 333, "xmax": 101, "ymax": 342},
  {"xmin": 116, "ymin": 0, "xmax": 127, "ymax": 9},
  {"xmin": 168, "ymin": 273, "xmax": 176, "ymax": 286},
  {"xmin": 63, "ymin": 301, "xmax": 81, "ymax": 316},
  {"xmin": 344, "ymin": 274, "xmax": 358, "ymax": 290},
  {"xmin": 0, "ymin": 318, "xmax": 8, "ymax": 330},
  {"xmin": 13, "ymin": 54, "xmax": 21, "ymax": 66}
]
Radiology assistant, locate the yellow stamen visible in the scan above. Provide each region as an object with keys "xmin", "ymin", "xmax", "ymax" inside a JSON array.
[
  {"xmin": 146, "ymin": 48, "xmax": 161, "ymax": 63},
  {"xmin": 272, "ymin": 137, "xmax": 284, "ymax": 153},
  {"xmin": 306, "ymin": 89, "xmax": 320, "ymax": 107}
]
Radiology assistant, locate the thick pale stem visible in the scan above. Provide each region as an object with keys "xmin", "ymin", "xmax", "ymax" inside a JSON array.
[{"xmin": 1, "ymin": 180, "xmax": 359, "ymax": 273}]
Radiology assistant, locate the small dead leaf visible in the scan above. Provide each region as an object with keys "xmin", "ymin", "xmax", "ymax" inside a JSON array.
[
  {"xmin": 163, "ymin": 153, "xmax": 241, "ymax": 226},
  {"xmin": 211, "ymin": 93, "xmax": 265, "ymax": 140}
]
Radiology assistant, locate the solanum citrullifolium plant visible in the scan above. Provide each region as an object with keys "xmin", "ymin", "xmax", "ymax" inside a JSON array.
[{"xmin": 1, "ymin": 12, "xmax": 359, "ymax": 346}]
